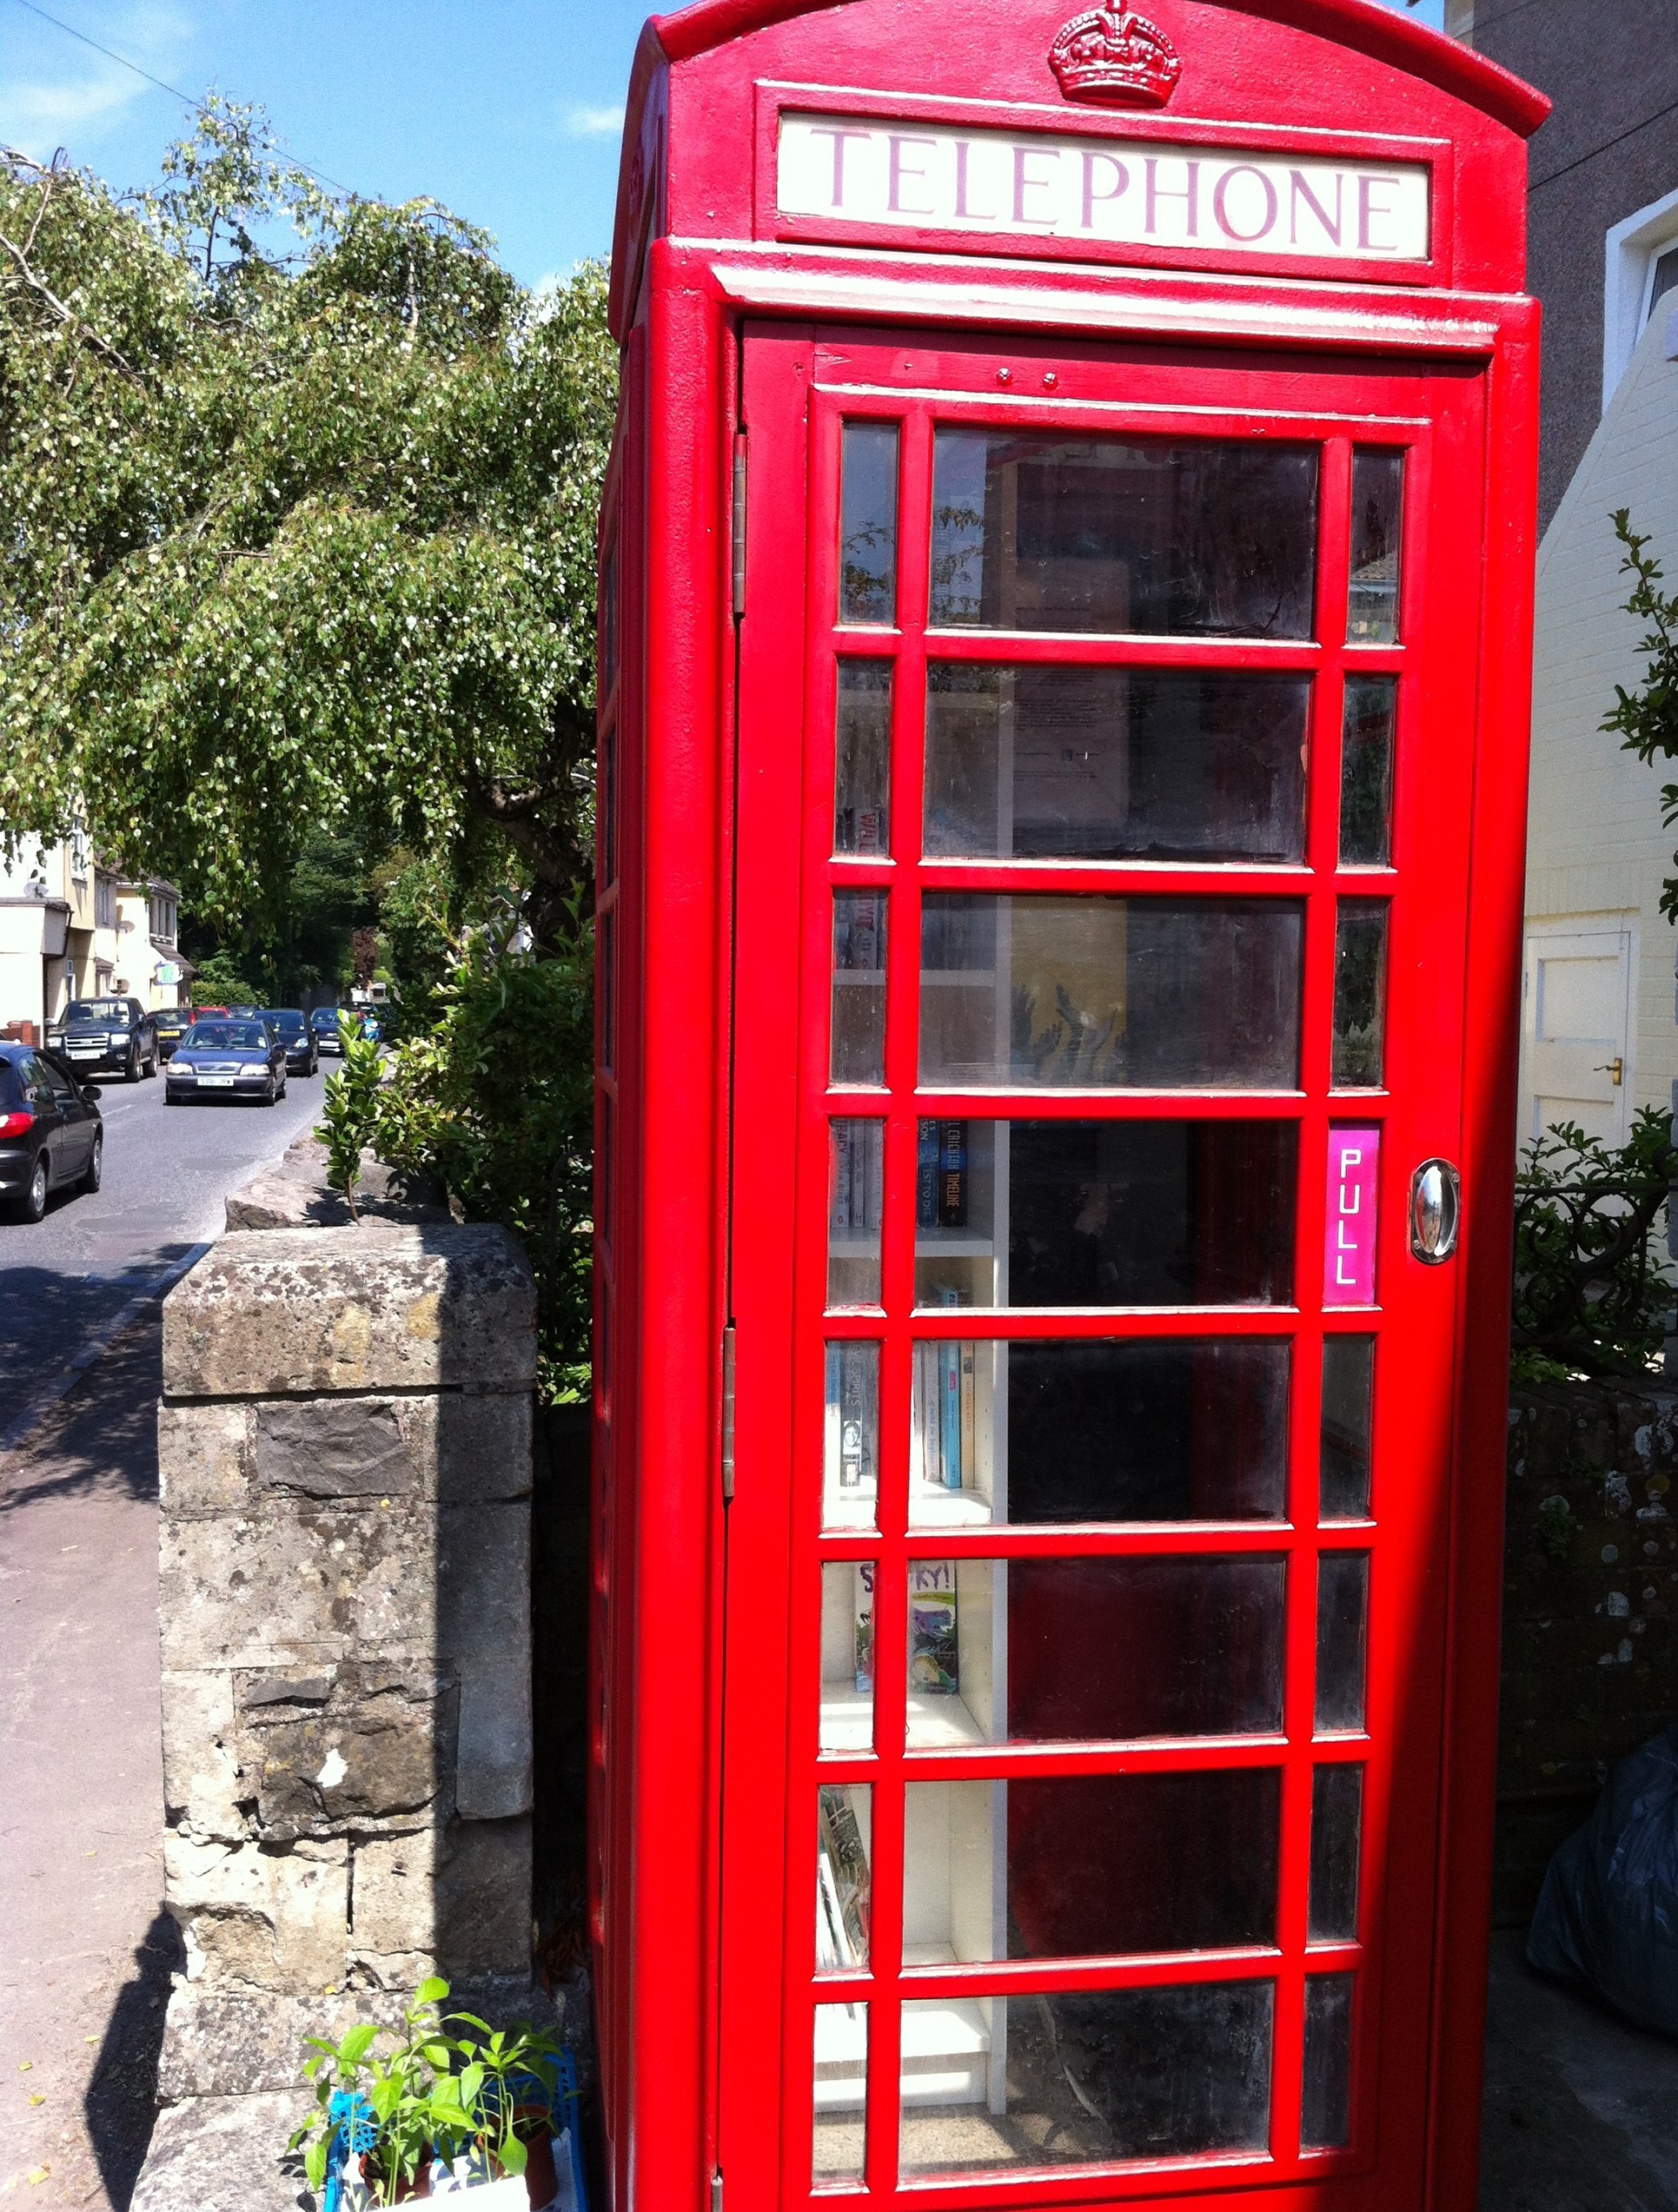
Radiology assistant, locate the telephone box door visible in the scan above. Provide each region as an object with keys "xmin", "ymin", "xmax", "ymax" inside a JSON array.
[{"xmin": 722, "ymin": 322, "xmax": 1485, "ymax": 2211}]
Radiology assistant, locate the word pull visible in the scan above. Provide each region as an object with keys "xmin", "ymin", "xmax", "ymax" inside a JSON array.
[{"xmin": 1325, "ymin": 1126, "xmax": 1380, "ymax": 1307}]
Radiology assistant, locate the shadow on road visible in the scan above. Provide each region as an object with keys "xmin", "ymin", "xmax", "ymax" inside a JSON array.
[
  {"xmin": 83, "ymin": 1911, "xmax": 183, "ymax": 2209},
  {"xmin": 0, "ymin": 1294, "xmax": 164, "ymax": 1511}
]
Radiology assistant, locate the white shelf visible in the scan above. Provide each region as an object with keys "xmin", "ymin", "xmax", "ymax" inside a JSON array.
[
  {"xmin": 820, "ymin": 1682, "xmax": 992, "ymax": 1751},
  {"xmin": 828, "ymin": 1235, "xmax": 881, "ymax": 1254},
  {"xmin": 914, "ymin": 1235, "xmax": 994, "ymax": 1255},
  {"xmin": 815, "ymin": 1994, "xmax": 992, "ymax": 2112},
  {"xmin": 832, "ymin": 970, "xmax": 887, "ymax": 987},
  {"xmin": 820, "ymin": 1682, "xmax": 873, "ymax": 1753},
  {"xmin": 921, "ymin": 970, "xmax": 996, "ymax": 986},
  {"xmin": 907, "ymin": 1485, "xmax": 995, "ymax": 1528}
]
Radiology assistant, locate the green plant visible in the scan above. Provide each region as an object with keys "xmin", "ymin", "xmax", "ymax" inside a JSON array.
[
  {"xmin": 370, "ymin": 904, "xmax": 593, "ymax": 1397},
  {"xmin": 1511, "ymin": 1108, "xmax": 1675, "ymax": 1378},
  {"xmin": 1536, "ymin": 1493, "xmax": 1575, "ymax": 1563},
  {"xmin": 318, "ymin": 1017, "xmax": 387, "ymax": 1219},
  {"xmin": 444, "ymin": 2010, "xmax": 564, "ymax": 2180},
  {"xmin": 1602, "ymin": 510, "xmax": 1678, "ymax": 922},
  {"xmin": 291, "ymin": 1978, "xmax": 461, "ymax": 2207}
]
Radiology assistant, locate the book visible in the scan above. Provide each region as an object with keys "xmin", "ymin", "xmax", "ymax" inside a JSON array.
[
  {"xmin": 818, "ymin": 1785, "xmax": 871, "ymax": 1964},
  {"xmin": 908, "ymin": 1560, "xmax": 960, "ymax": 1695},
  {"xmin": 938, "ymin": 1119, "xmax": 967, "ymax": 1228},
  {"xmin": 852, "ymin": 1561, "xmax": 876, "ymax": 1692},
  {"xmin": 959, "ymin": 1339, "xmax": 977, "ymax": 1492},
  {"xmin": 939, "ymin": 1293, "xmax": 962, "ymax": 1488},
  {"xmin": 916, "ymin": 1119, "xmax": 939, "ymax": 1229}
]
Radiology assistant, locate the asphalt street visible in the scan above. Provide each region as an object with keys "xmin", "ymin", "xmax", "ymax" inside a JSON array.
[{"xmin": 0, "ymin": 1061, "xmax": 324, "ymax": 1434}]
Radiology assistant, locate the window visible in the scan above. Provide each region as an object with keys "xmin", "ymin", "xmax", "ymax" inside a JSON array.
[
  {"xmin": 70, "ymin": 821, "xmax": 89, "ymax": 882},
  {"xmin": 1603, "ymin": 186, "xmax": 1678, "ymax": 411},
  {"xmin": 95, "ymin": 876, "xmax": 116, "ymax": 929}
]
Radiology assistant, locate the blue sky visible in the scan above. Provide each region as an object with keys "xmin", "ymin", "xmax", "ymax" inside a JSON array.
[{"xmin": 0, "ymin": 0, "xmax": 1444, "ymax": 288}]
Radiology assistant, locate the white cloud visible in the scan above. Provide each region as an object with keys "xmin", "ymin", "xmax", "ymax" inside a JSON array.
[
  {"xmin": 562, "ymin": 103, "xmax": 625, "ymax": 140},
  {"xmin": 0, "ymin": 1, "xmax": 195, "ymax": 162}
]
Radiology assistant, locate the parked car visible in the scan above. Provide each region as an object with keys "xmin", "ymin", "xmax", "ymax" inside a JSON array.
[
  {"xmin": 263, "ymin": 1008, "xmax": 319, "ymax": 1076},
  {"xmin": 311, "ymin": 1006, "xmax": 348, "ymax": 1056},
  {"xmin": 151, "ymin": 1006, "xmax": 194, "ymax": 1062},
  {"xmin": 0, "ymin": 1043, "xmax": 103, "ymax": 1221},
  {"xmin": 56, "ymin": 996, "xmax": 158, "ymax": 1082},
  {"xmin": 225, "ymin": 1004, "xmax": 269, "ymax": 1023},
  {"xmin": 193, "ymin": 1004, "xmax": 229, "ymax": 1018},
  {"xmin": 164, "ymin": 1018, "xmax": 288, "ymax": 1106}
]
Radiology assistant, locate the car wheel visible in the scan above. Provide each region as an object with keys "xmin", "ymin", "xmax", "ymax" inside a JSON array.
[
  {"xmin": 263, "ymin": 1075, "xmax": 276, "ymax": 1106},
  {"xmin": 277, "ymin": 1072, "xmax": 288, "ymax": 1101},
  {"xmin": 165, "ymin": 1090, "xmax": 182, "ymax": 1106},
  {"xmin": 145, "ymin": 1047, "xmax": 157, "ymax": 1078},
  {"xmin": 14, "ymin": 1152, "xmax": 49, "ymax": 1223},
  {"xmin": 124, "ymin": 1043, "xmax": 140, "ymax": 1083},
  {"xmin": 82, "ymin": 1129, "xmax": 103, "ymax": 1193}
]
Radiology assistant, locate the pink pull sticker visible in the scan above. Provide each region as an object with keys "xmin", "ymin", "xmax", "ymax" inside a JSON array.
[{"xmin": 1325, "ymin": 1126, "xmax": 1380, "ymax": 1306}]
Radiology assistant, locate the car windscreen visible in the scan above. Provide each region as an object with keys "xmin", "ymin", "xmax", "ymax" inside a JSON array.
[
  {"xmin": 310, "ymin": 1009, "xmax": 341, "ymax": 1026},
  {"xmin": 267, "ymin": 1011, "xmax": 307, "ymax": 1033},
  {"xmin": 185, "ymin": 1023, "xmax": 267, "ymax": 1050},
  {"xmin": 66, "ymin": 999, "xmax": 126, "ymax": 1023}
]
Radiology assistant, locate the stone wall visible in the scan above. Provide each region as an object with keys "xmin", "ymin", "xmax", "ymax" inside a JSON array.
[
  {"xmin": 157, "ymin": 1221, "xmax": 539, "ymax": 1994},
  {"xmin": 1496, "ymin": 1376, "xmax": 1678, "ymax": 1922}
]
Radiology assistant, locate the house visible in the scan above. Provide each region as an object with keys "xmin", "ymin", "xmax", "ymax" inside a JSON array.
[
  {"xmin": 1457, "ymin": 0, "xmax": 1678, "ymax": 1150},
  {"xmin": 114, "ymin": 872, "xmax": 190, "ymax": 1010},
  {"xmin": 0, "ymin": 825, "xmax": 122, "ymax": 1043}
]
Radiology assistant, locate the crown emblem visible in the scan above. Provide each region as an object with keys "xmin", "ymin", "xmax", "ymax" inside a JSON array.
[{"xmin": 1048, "ymin": 5, "xmax": 1182, "ymax": 107}]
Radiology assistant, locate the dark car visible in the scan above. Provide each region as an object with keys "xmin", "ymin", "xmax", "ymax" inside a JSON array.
[
  {"xmin": 0, "ymin": 1043, "xmax": 103, "ymax": 1222},
  {"xmin": 164, "ymin": 1018, "xmax": 288, "ymax": 1106},
  {"xmin": 56, "ymin": 996, "xmax": 158, "ymax": 1083},
  {"xmin": 263, "ymin": 1008, "xmax": 319, "ymax": 1076},
  {"xmin": 151, "ymin": 1006, "xmax": 195, "ymax": 1062},
  {"xmin": 311, "ymin": 1006, "xmax": 349, "ymax": 1056}
]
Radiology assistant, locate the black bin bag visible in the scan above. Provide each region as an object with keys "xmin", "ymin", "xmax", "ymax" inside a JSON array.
[{"xmin": 1527, "ymin": 1721, "xmax": 1678, "ymax": 2035}]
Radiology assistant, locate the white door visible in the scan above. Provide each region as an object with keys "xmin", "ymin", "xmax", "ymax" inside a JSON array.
[{"xmin": 1522, "ymin": 924, "xmax": 1635, "ymax": 1148}]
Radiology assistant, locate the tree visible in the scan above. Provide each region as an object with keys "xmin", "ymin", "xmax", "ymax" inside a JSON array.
[
  {"xmin": 0, "ymin": 100, "xmax": 614, "ymax": 949},
  {"xmin": 1602, "ymin": 509, "xmax": 1678, "ymax": 919}
]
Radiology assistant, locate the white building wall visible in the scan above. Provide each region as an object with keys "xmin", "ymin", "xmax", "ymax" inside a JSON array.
[{"xmin": 1526, "ymin": 307, "xmax": 1678, "ymax": 1138}]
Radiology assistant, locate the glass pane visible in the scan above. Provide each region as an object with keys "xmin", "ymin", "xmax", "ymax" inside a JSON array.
[
  {"xmin": 1316, "ymin": 1553, "xmax": 1370, "ymax": 1733},
  {"xmin": 817, "ymin": 1783, "xmax": 872, "ymax": 1972},
  {"xmin": 1302, "ymin": 1975, "xmax": 1355, "ymax": 2149},
  {"xmin": 840, "ymin": 422, "xmax": 899, "ymax": 625},
  {"xmin": 834, "ymin": 662, "xmax": 892, "ymax": 856},
  {"xmin": 911, "ymin": 1337, "xmax": 1287, "ymax": 1528},
  {"xmin": 822, "ymin": 1562, "xmax": 874, "ymax": 1754},
  {"xmin": 1347, "ymin": 448, "xmax": 1403, "ymax": 644},
  {"xmin": 832, "ymin": 892, "xmax": 887, "ymax": 1085},
  {"xmin": 1320, "ymin": 1337, "xmax": 1374, "ymax": 1520},
  {"xmin": 1309, "ymin": 1765, "xmax": 1363, "ymax": 1944},
  {"xmin": 919, "ymin": 895, "xmax": 1303, "ymax": 1089},
  {"xmin": 930, "ymin": 429, "xmax": 1318, "ymax": 639},
  {"xmin": 899, "ymin": 1984, "xmax": 1273, "ymax": 2176},
  {"xmin": 599, "ymin": 906, "xmax": 615, "ymax": 1073},
  {"xmin": 905, "ymin": 1554, "xmax": 1285, "ymax": 1746},
  {"xmin": 915, "ymin": 1118, "xmax": 997, "ymax": 1308},
  {"xmin": 825, "ymin": 1342, "xmax": 879, "ymax": 1530},
  {"xmin": 904, "ymin": 1771, "xmax": 1279, "ymax": 1962},
  {"xmin": 1006, "ymin": 1120, "xmax": 1297, "ymax": 1308},
  {"xmin": 925, "ymin": 666, "xmax": 1310, "ymax": 862},
  {"xmin": 600, "ymin": 719, "xmax": 619, "ymax": 886},
  {"xmin": 1331, "ymin": 901, "xmax": 1389, "ymax": 1088},
  {"xmin": 813, "ymin": 2003, "xmax": 866, "ymax": 2186},
  {"xmin": 1339, "ymin": 678, "xmax": 1395, "ymax": 866},
  {"xmin": 828, "ymin": 1120, "xmax": 883, "ymax": 1306}
]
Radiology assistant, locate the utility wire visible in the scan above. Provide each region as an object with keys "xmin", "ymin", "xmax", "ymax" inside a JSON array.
[{"xmin": 4, "ymin": 0, "xmax": 357, "ymax": 195}]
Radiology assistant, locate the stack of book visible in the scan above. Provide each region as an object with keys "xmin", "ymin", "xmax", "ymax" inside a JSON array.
[
  {"xmin": 912, "ymin": 1309, "xmax": 977, "ymax": 1493},
  {"xmin": 852, "ymin": 1561, "xmax": 959, "ymax": 1698},
  {"xmin": 817, "ymin": 1784, "xmax": 872, "ymax": 1973},
  {"xmin": 831, "ymin": 1121, "xmax": 884, "ymax": 1235},
  {"xmin": 917, "ymin": 1118, "xmax": 968, "ymax": 1229}
]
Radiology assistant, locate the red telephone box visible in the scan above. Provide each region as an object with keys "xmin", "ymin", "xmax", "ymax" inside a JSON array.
[{"xmin": 590, "ymin": 8, "xmax": 1548, "ymax": 2212}]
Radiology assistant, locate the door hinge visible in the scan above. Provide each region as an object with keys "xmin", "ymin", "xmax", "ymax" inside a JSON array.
[
  {"xmin": 732, "ymin": 433, "xmax": 748, "ymax": 619},
  {"xmin": 720, "ymin": 1325, "xmax": 737, "ymax": 1502},
  {"xmin": 711, "ymin": 2174, "xmax": 724, "ymax": 2212}
]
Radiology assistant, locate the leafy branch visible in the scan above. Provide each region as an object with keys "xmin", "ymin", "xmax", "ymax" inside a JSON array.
[{"xmin": 1602, "ymin": 508, "xmax": 1678, "ymax": 921}]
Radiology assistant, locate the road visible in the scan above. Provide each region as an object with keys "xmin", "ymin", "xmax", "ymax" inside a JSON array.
[{"xmin": 0, "ymin": 1063, "xmax": 324, "ymax": 1434}]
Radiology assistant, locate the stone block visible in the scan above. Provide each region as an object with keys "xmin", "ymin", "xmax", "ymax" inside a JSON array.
[
  {"xmin": 158, "ymin": 1402, "xmax": 254, "ymax": 1519},
  {"xmin": 129, "ymin": 2089, "xmax": 313, "ymax": 2212},
  {"xmin": 162, "ymin": 1671, "xmax": 251, "ymax": 1844},
  {"xmin": 438, "ymin": 1390, "xmax": 534, "ymax": 1505},
  {"xmin": 225, "ymin": 1134, "xmax": 447, "ymax": 1232},
  {"xmin": 255, "ymin": 1396, "xmax": 422, "ymax": 1500},
  {"xmin": 165, "ymin": 1833, "xmax": 349, "ymax": 1989},
  {"xmin": 440, "ymin": 1502, "xmax": 530, "ymax": 1664},
  {"xmin": 163, "ymin": 1224, "xmax": 536, "ymax": 1399},
  {"xmin": 456, "ymin": 1652, "xmax": 534, "ymax": 1820},
  {"xmin": 243, "ymin": 1666, "xmax": 455, "ymax": 1838},
  {"xmin": 350, "ymin": 1818, "xmax": 531, "ymax": 1984},
  {"xmin": 160, "ymin": 1500, "xmax": 438, "ymax": 1673}
]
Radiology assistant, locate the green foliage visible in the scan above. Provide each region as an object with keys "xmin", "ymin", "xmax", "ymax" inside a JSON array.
[
  {"xmin": 0, "ymin": 106, "xmax": 615, "ymax": 945},
  {"xmin": 317, "ymin": 1018, "xmax": 387, "ymax": 1217},
  {"xmin": 1512, "ymin": 1108, "xmax": 1676, "ymax": 1379},
  {"xmin": 288, "ymin": 1977, "xmax": 563, "ymax": 2202},
  {"xmin": 370, "ymin": 909, "xmax": 593, "ymax": 1397},
  {"xmin": 1602, "ymin": 509, "xmax": 1678, "ymax": 923},
  {"xmin": 1536, "ymin": 1493, "xmax": 1575, "ymax": 1563},
  {"xmin": 189, "ymin": 950, "xmax": 259, "ymax": 1008}
]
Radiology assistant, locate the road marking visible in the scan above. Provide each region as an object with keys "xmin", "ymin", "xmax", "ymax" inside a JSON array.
[{"xmin": 0, "ymin": 1242, "xmax": 212, "ymax": 1463}]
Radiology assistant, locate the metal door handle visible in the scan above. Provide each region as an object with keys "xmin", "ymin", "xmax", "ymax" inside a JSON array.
[
  {"xmin": 1409, "ymin": 1159, "xmax": 1461, "ymax": 1265},
  {"xmin": 1594, "ymin": 1058, "xmax": 1625, "ymax": 1086}
]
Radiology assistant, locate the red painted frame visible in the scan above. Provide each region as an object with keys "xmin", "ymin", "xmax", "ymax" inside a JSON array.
[{"xmin": 593, "ymin": 8, "xmax": 1545, "ymax": 2212}]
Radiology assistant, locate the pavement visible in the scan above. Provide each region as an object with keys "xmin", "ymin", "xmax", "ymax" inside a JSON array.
[
  {"xmin": 0, "ymin": 1069, "xmax": 328, "ymax": 2209},
  {"xmin": 0, "ymin": 1064, "xmax": 324, "ymax": 1439}
]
